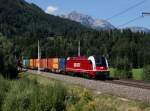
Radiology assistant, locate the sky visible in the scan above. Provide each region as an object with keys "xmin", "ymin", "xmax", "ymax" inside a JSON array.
[{"xmin": 26, "ymin": 0, "xmax": 150, "ymax": 29}]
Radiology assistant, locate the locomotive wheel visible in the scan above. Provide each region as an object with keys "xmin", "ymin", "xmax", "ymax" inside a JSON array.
[
  {"xmin": 71, "ymin": 73, "xmax": 75, "ymax": 76},
  {"xmin": 84, "ymin": 73, "xmax": 91, "ymax": 79}
]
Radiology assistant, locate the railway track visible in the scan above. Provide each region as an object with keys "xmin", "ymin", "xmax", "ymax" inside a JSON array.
[
  {"xmin": 27, "ymin": 69, "xmax": 150, "ymax": 90},
  {"xmin": 28, "ymin": 70, "xmax": 150, "ymax": 102},
  {"xmin": 105, "ymin": 79, "xmax": 150, "ymax": 90}
]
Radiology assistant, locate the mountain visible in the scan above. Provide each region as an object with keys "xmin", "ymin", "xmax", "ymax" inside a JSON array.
[
  {"xmin": 0, "ymin": 0, "xmax": 88, "ymax": 38},
  {"xmin": 62, "ymin": 11, "xmax": 115, "ymax": 31},
  {"xmin": 126, "ymin": 27, "xmax": 150, "ymax": 33}
]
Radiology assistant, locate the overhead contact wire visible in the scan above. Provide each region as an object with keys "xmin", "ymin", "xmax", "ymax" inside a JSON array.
[
  {"xmin": 117, "ymin": 15, "xmax": 143, "ymax": 28},
  {"xmin": 106, "ymin": 0, "xmax": 147, "ymax": 21}
]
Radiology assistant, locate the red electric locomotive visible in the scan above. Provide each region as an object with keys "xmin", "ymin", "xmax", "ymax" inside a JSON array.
[{"xmin": 66, "ymin": 56, "xmax": 109, "ymax": 79}]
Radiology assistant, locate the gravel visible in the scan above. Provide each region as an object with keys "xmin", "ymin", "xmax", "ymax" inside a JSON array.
[{"xmin": 28, "ymin": 70, "xmax": 150, "ymax": 102}]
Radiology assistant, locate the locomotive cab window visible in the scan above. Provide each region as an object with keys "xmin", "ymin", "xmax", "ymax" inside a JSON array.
[
  {"xmin": 89, "ymin": 60, "xmax": 92, "ymax": 64},
  {"xmin": 95, "ymin": 56, "xmax": 106, "ymax": 67}
]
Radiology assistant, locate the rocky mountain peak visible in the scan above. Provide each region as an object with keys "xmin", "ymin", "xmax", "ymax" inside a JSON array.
[{"xmin": 62, "ymin": 11, "xmax": 115, "ymax": 30}]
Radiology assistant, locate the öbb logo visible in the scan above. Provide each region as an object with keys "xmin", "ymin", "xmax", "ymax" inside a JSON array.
[{"xmin": 74, "ymin": 63, "xmax": 80, "ymax": 68}]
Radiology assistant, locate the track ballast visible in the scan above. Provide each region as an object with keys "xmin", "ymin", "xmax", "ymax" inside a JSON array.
[
  {"xmin": 105, "ymin": 79, "xmax": 150, "ymax": 90},
  {"xmin": 28, "ymin": 70, "xmax": 150, "ymax": 103}
]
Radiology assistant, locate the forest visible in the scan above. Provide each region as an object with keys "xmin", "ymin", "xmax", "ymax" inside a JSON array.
[{"xmin": 11, "ymin": 29, "xmax": 150, "ymax": 68}]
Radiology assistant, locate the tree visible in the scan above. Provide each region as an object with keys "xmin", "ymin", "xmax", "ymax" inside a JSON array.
[
  {"xmin": 143, "ymin": 65, "xmax": 150, "ymax": 81},
  {"xmin": 0, "ymin": 34, "xmax": 18, "ymax": 78},
  {"xmin": 114, "ymin": 57, "xmax": 132, "ymax": 79}
]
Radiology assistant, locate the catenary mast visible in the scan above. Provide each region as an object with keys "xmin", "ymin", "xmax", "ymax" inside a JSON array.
[{"xmin": 38, "ymin": 40, "xmax": 41, "ymax": 73}]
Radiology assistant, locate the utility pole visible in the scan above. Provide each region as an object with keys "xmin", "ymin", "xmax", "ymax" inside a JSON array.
[
  {"xmin": 78, "ymin": 40, "xmax": 80, "ymax": 56},
  {"xmin": 38, "ymin": 40, "xmax": 41, "ymax": 74}
]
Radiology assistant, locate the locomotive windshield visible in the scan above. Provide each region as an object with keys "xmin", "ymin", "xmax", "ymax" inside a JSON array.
[{"xmin": 95, "ymin": 56, "xmax": 107, "ymax": 67}]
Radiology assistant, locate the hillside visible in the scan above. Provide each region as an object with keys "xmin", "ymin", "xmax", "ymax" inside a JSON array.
[
  {"xmin": 0, "ymin": 0, "xmax": 88, "ymax": 38},
  {"xmin": 0, "ymin": 0, "xmax": 150, "ymax": 70}
]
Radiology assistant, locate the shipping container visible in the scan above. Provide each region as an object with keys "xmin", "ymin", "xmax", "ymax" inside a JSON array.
[
  {"xmin": 23, "ymin": 59, "xmax": 30, "ymax": 68},
  {"xmin": 47, "ymin": 58, "xmax": 53, "ymax": 71},
  {"xmin": 59, "ymin": 58, "xmax": 66, "ymax": 72},
  {"xmin": 40, "ymin": 59, "xmax": 48, "ymax": 70},
  {"xmin": 29, "ymin": 59, "xmax": 34, "ymax": 69},
  {"xmin": 35, "ymin": 59, "xmax": 39, "ymax": 69},
  {"xmin": 52, "ymin": 58, "xmax": 59, "ymax": 72},
  {"xmin": 33, "ymin": 59, "xmax": 36, "ymax": 69}
]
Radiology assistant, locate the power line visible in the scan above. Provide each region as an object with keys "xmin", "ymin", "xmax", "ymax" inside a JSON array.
[
  {"xmin": 106, "ymin": 0, "xmax": 147, "ymax": 21},
  {"xmin": 117, "ymin": 15, "xmax": 143, "ymax": 28},
  {"xmin": 117, "ymin": 12, "xmax": 150, "ymax": 28}
]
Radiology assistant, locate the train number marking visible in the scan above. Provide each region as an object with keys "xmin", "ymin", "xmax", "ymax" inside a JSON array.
[{"xmin": 74, "ymin": 63, "xmax": 80, "ymax": 68}]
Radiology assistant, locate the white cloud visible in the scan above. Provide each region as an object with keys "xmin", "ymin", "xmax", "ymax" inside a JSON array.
[{"xmin": 45, "ymin": 6, "xmax": 58, "ymax": 14}]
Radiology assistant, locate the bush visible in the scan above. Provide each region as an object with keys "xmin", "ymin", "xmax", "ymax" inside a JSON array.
[
  {"xmin": 66, "ymin": 89, "xmax": 95, "ymax": 111},
  {"xmin": 0, "ymin": 75, "xmax": 10, "ymax": 110},
  {"xmin": 114, "ymin": 57, "xmax": 132, "ymax": 79},
  {"xmin": 114, "ymin": 69, "xmax": 132, "ymax": 79},
  {"xmin": 2, "ymin": 78, "xmax": 67, "ymax": 111},
  {"xmin": 0, "ymin": 75, "xmax": 97, "ymax": 111},
  {"xmin": 143, "ymin": 65, "xmax": 150, "ymax": 81},
  {"xmin": 0, "ymin": 36, "xmax": 18, "ymax": 79}
]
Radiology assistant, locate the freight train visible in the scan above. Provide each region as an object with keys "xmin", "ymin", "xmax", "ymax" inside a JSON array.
[{"xmin": 23, "ymin": 56, "xmax": 109, "ymax": 79}]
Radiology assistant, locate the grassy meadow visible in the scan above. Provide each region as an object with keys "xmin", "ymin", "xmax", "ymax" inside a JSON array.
[
  {"xmin": 0, "ymin": 72, "xmax": 150, "ymax": 111},
  {"xmin": 132, "ymin": 68, "xmax": 143, "ymax": 80},
  {"xmin": 110, "ymin": 68, "xmax": 144, "ymax": 80}
]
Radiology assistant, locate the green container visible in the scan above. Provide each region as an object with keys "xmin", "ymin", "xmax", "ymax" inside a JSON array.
[{"xmin": 23, "ymin": 59, "xmax": 29, "ymax": 68}]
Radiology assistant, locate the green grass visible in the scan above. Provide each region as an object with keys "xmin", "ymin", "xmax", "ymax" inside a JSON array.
[
  {"xmin": 0, "ymin": 74, "xmax": 68, "ymax": 111},
  {"xmin": 132, "ymin": 68, "xmax": 143, "ymax": 80},
  {"xmin": 110, "ymin": 68, "xmax": 144, "ymax": 80},
  {"xmin": 20, "ymin": 72, "xmax": 150, "ymax": 111},
  {"xmin": 1, "ymin": 73, "xmax": 150, "ymax": 111},
  {"xmin": 109, "ymin": 68, "xmax": 115, "ymax": 77}
]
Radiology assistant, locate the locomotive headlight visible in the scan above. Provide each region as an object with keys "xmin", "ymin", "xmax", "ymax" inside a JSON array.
[{"xmin": 67, "ymin": 57, "xmax": 70, "ymax": 60}]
